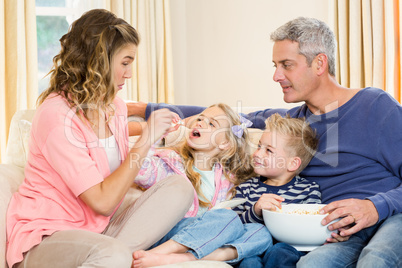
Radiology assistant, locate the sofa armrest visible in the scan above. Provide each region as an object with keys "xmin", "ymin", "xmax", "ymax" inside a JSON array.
[{"xmin": 0, "ymin": 164, "xmax": 25, "ymax": 268}]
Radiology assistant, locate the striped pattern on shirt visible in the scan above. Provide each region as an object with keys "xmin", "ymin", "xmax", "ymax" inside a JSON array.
[{"xmin": 233, "ymin": 176, "xmax": 321, "ymax": 224}]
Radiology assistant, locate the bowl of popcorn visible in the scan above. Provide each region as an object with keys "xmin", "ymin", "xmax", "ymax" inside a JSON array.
[{"xmin": 262, "ymin": 204, "xmax": 337, "ymax": 251}]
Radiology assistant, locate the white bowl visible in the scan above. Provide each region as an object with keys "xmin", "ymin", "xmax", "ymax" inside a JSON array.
[{"xmin": 262, "ymin": 204, "xmax": 336, "ymax": 251}]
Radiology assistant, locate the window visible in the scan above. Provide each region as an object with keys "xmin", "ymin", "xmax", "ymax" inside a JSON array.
[{"xmin": 35, "ymin": 0, "xmax": 102, "ymax": 93}]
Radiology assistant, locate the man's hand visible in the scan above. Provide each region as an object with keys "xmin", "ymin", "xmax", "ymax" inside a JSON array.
[{"xmin": 320, "ymin": 199, "xmax": 379, "ymax": 237}]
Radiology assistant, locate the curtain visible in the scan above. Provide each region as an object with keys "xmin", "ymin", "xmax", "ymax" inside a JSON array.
[
  {"xmin": 101, "ymin": 0, "xmax": 175, "ymax": 104},
  {"xmin": 0, "ymin": 0, "xmax": 37, "ymax": 163},
  {"xmin": 330, "ymin": 0, "xmax": 401, "ymax": 103}
]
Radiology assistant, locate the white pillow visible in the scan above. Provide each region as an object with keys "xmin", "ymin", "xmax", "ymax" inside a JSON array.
[{"xmin": 17, "ymin": 119, "xmax": 32, "ymax": 162}]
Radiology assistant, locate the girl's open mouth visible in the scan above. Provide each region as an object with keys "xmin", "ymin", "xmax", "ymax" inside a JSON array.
[{"xmin": 190, "ymin": 129, "xmax": 201, "ymax": 138}]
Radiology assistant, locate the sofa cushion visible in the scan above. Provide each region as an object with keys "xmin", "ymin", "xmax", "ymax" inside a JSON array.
[
  {"xmin": 5, "ymin": 110, "xmax": 35, "ymax": 168},
  {"xmin": 17, "ymin": 120, "xmax": 32, "ymax": 163}
]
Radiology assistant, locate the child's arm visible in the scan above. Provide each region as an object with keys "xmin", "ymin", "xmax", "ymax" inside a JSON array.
[
  {"xmin": 232, "ymin": 188, "xmax": 285, "ymax": 224},
  {"xmin": 232, "ymin": 178, "xmax": 284, "ymax": 223},
  {"xmin": 134, "ymin": 149, "xmax": 173, "ymax": 189},
  {"xmin": 232, "ymin": 188, "xmax": 263, "ymax": 224},
  {"xmin": 253, "ymin": 194, "xmax": 285, "ymax": 217}
]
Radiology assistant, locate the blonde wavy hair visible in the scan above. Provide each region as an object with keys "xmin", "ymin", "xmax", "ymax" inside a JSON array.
[
  {"xmin": 173, "ymin": 103, "xmax": 255, "ymax": 208},
  {"xmin": 264, "ymin": 113, "xmax": 319, "ymax": 174},
  {"xmin": 37, "ymin": 9, "xmax": 140, "ymax": 123}
]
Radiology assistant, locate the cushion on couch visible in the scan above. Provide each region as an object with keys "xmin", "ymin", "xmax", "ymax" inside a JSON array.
[{"xmin": 5, "ymin": 110, "xmax": 35, "ymax": 169}]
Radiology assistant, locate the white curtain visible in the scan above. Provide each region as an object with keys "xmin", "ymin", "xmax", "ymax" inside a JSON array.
[
  {"xmin": 101, "ymin": 0, "xmax": 175, "ymax": 103},
  {"xmin": 0, "ymin": 0, "xmax": 37, "ymax": 163},
  {"xmin": 330, "ymin": 0, "xmax": 401, "ymax": 103}
]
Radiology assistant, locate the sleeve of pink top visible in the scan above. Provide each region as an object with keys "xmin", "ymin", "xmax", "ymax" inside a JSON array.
[{"xmin": 41, "ymin": 124, "xmax": 105, "ymax": 197}]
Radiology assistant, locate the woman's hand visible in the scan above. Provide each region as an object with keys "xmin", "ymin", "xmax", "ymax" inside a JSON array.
[
  {"xmin": 145, "ymin": 109, "xmax": 179, "ymax": 144},
  {"xmin": 254, "ymin": 194, "xmax": 285, "ymax": 217}
]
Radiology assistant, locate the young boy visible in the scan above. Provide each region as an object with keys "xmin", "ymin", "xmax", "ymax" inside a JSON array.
[{"xmin": 233, "ymin": 113, "xmax": 322, "ymax": 267}]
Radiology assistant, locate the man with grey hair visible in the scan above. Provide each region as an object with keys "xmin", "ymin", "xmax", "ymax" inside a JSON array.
[
  {"xmin": 128, "ymin": 17, "xmax": 402, "ymax": 267},
  {"xmin": 240, "ymin": 17, "xmax": 402, "ymax": 268}
]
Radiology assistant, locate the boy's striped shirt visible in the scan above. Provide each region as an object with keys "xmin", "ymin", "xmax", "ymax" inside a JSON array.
[{"xmin": 233, "ymin": 176, "xmax": 321, "ymax": 224}]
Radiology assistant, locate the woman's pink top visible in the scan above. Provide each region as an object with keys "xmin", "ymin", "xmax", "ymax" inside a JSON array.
[{"xmin": 6, "ymin": 94, "xmax": 129, "ymax": 267}]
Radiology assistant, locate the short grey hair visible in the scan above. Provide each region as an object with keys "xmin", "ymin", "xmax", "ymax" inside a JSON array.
[{"xmin": 270, "ymin": 17, "xmax": 336, "ymax": 76}]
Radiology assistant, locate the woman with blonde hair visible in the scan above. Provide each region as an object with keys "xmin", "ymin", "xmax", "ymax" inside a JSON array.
[{"xmin": 6, "ymin": 9, "xmax": 193, "ymax": 268}]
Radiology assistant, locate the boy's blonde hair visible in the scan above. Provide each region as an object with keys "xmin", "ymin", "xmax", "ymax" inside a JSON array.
[
  {"xmin": 175, "ymin": 103, "xmax": 255, "ymax": 207},
  {"xmin": 264, "ymin": 113, "xmax": 318, "ymax": 174}
]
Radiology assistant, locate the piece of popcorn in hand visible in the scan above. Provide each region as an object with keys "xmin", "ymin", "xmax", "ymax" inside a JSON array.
[{"xmin": 171, "ymin": 119, "xmax": 184, "ymax": 127}]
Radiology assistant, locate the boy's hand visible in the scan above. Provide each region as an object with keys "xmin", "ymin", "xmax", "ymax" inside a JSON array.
[
  {"xmin": 325, "ymin": 227, "xmax": 351, "ymax": 243},
  {"xmin": 254, "ymin": 194, "xmax": 285, "ymax": 217}
]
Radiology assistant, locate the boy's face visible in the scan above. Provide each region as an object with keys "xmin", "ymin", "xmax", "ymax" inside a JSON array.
[{"xmin": 253, "ymin": 130, "xmax": 294, "ymax": 179}]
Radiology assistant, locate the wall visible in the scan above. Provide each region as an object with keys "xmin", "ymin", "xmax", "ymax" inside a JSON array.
[{"xmin": 169, "ymin": 0, "xmax": 329, "ymax": 110}]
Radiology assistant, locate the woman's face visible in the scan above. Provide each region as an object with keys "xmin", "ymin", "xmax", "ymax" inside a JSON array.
[{"xmin": 112, "ymin": 44, "xmax": 137, "ymax": 90}]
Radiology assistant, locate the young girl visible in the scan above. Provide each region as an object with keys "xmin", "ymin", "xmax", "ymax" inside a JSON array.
[{"xmin": 131, "ymin": 103, "xmax": 273, "ymax": 267}]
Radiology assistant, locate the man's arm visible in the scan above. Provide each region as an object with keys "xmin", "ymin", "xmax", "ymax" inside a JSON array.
[
  {"xmin": 127, "ymin": 102, "xmax": 289, "ymax": 129},
  {"xmin": 240, "ymin": 108, "xmax": 288, "ymax": 129},
  {"xmin": 321, "ymin": 105, "xmax": 402, "ymax": 236},
  {"xmin": 145, "ymin": 103, "xmax": 206, "ymax": 121}
]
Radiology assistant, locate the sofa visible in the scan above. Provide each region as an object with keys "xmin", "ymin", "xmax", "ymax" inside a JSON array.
[{"xmin": 0, "ymin": 109, "xmax": 263, "ymax": 268}]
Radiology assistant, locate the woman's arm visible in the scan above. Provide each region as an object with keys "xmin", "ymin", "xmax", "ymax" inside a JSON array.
[
  {"xmin": 79, "ymin": 109, "xmax": 175, "ymax": 216},
  {"xmin": 128, "ymin": 121, "xmax": 147, "ymax": 136}
]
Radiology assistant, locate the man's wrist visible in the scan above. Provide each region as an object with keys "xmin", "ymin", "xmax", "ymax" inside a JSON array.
[{"xmin": 127, "ymin": 101, "xmax": 147, "ymax": 118}]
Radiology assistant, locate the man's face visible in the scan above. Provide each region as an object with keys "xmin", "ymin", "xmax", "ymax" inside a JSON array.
[{"xmin": 272, "ymin": 40, "xmax": 318, "ymax": 104}]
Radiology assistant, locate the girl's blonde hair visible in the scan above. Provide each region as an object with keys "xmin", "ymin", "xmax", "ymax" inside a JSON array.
[
  {"xmin": 175, "ymin": 103, "xmax": 255, "ymax": 208},
  {"xmin": 264, "ymin": 113, "xmax": 319, "ymax": 174},
  {"xmin": 37, "ymin": 9, "xmax": 140, "ymax": 123}
]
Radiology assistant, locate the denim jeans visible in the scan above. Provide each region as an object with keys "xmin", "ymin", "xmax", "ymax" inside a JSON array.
[
  {"xmin": 152, "ymin": 209, "xmax": 273, "ymax": 264},
  {"xmin": 297, "ymin": 213, "xmax": 402, "ymax": 268},
  {"xmin": 357, "ymin": 213, "xmax": 402, "ymax": 268},
  {"xmin": 238, "ymin": 242, "xmax": 305, "ymax": 268}
]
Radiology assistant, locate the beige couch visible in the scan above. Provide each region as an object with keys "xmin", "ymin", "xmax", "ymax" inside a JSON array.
[{"xmin": 0, "ymin": 109, "xmax": 262, "ymax": 268}]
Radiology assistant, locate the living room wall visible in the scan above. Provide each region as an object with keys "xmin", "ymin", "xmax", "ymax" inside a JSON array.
[{"xmin": 169, "ymin": 0, "xmax": 329, "ymax": 110}]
